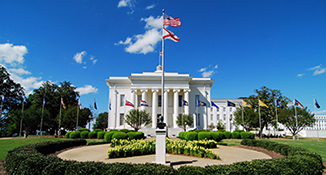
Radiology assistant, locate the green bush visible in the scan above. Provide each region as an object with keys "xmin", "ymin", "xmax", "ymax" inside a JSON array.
[
  {"xmin": 65, "ymin": 131, "xmax": 72, "ymax": 138},
  {"xmin": 178, "ymin": 131, "xmax": 187, "ymax": 139},
  {"xmin": 112, "ymin": 132, "xmax": 128, "ymax": 140},
  {"xmin": 69, "ymin": 131, "xmax": 81, "ymax": 139},
  {"xmin": 231, "ymin": 131, "xmax": 240, "ymax": 139},
  {"xmin": 80, "ymin": 131, "xmax": 89, "ymax": 139},
  {"xmin": 93, "ymin": 128, "xmax": 103, "ymax": 132},
  {"xmin": 198, "ymin": 132, "xmax": 212, "ymax": 140},
  {"xmin": 211, "ymin": 132, "xmax": 222, "ymax": 142},
  {"xmin": 223, "ymin": 131, "xmax": 231, "ymax": 139},
  {"xmin": 185, "ymin": 132, "xmax": 197, "ymax": 141},
  {"xmin": 120, "ymin": 129, "xmax": 134, "ymax": 133},
  {"xmin": 104, "ymin": 131, "xmax": 117, "ymax": 141},
  {"xmin": 77, "ymin": 128, "xmax": 90, "ymax": 132},
  {"xmin": 88, "ymin": 131, "xmax": 97, "ymax": 139},
  {"xmin": 234, "ymin": 129, "xmax": 245, "ymax": 133},
  {"xmin": 97, "ymin": 131, "xmax": 106, "ymax": 139},
  {"xmin": 127, "ymin": 132, "xmax": 144, "ymax": 140}
]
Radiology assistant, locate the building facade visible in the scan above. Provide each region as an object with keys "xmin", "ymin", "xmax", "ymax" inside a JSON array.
[{"xmin": 106, "ymin": 66, "xmax": 214, "ymax": 136}]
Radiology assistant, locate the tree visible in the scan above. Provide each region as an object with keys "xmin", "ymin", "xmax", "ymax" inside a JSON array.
[
  {"xmin": 176, "ymin": 114, "xmax": 193, "ymax": 131},
  {"xmin": 243, "ymin": 86, "xmax": 290, "ymax": 137},
  {"xmin": 0, "ymin": 66, "xmax": 25, "ymax": 136},
  {"xmin": 233, "ymin": 106, "xmax": 257, "ymax": 132},
  {"xmin": 93, "ymin": 112, "xmax": 108, "ymax": 130},
  {"xmin": 125, "ymin": 109, "xmax": 151, "ymax": 131},
  {"xmin": 278, "ymin": 107, "xmax": 315, "ymax": 139},
  {"xmin": 216, "ymin": 119, "xmax": 225, "ymax": 131}
]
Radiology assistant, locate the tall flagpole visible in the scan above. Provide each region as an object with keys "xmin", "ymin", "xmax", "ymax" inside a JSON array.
[
  {"xmin": 19, "ymin": 98, "xmax": 24, "ymax": 138},
  {"xmin": 294, "ymin": 97, "xmax": 298, "ymax": 140},
  {"xmin": 58, "ymin": 97, "xmax": 62, "ymax": 136},
  {"xmin": 314, "ymin": 96, "xmax": 319, "ymax": 141},
  {"xmin": 76, "ymin": 98, "xmax": 80, "ymax": 131},
  {"xmin": 275, "ymin": 99, "xmax": 279, "ymax": 139},
  {"xmin": 241, "ymin": 105, "xmax": 244, "ymax": 130},
  {"xmin": 258, "ymin": 98, "xmax": 262, "ymax": 139},
  {"xmin": 161, "ymin": 9, "xmax": 165, "ymax": 126},
  {"xmin": 40, "ymin": 97, "xmax": 45, "ymax": 138}
]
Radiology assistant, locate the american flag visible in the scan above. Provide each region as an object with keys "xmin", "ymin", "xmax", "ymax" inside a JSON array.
[{"xmin": 163, "ymin": 14, "xmax": 181, "ymax": 27}]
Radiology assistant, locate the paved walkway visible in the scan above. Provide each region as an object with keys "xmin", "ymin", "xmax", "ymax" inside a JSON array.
[{"xmin": 58, "ymin": 144, "xmax": 271, "ymax": 168}]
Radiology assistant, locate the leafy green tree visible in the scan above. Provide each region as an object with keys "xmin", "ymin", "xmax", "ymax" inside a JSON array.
[
  {"xmin": 125, "ymin": 109, "xmax": 151, "ymax": 131},
  {"xmin": 176, "ymin": 114, "xmax": 193, "ymax": 131},
  {"xmin": 216, "ymin": 119, "xmax": 225, "ymax": 131},
  {"xmin": 234, "ymin": 106, "xmax": 257, "ymax": 132},
  {"xmin": 0, "ymin": 66, "xmax": 25, "ymax": 136},
  {"xmin": 278, "ymin": 107, "xmax": 315, "ymax": 139},
  {"xmin": 243, "ymin": 86, "xmax": 290, "ymax": 137},
  {"xmin": 93, "ymin": 112, "xmax": 108, "ymax": 130}
]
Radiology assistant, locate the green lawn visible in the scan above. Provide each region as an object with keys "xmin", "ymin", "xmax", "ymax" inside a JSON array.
[{"xmin": 0, "ymin": 137, "xmax": 69, "ymax": 160}]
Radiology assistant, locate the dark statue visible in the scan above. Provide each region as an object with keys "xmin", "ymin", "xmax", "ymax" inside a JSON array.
[{"xmin": 157, "ymin": 115, "xmax": 166, "ymax": 129}]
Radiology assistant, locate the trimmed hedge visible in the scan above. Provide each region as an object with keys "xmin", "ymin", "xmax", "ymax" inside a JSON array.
[
  {"xmin": 112, "ymin": 132, "xmax": 128, "ymax": 140},
  {"xmin": 198, "ymin": 132, "xmax": 212, "ymax": 140},
  {"xmin": 240, "ymin": 132, "xmax": 255, "ymax": 139},
  {"xmin": 69, "ymin": 131, "xmax": 81, "ymax": 139},
  {"xmin": 127, "ymin": 132, "xmax": 144, "ymax": 140},
  {"xmin": 120, "ymin": 129, "xmax": 134, "ymax": 133},
  {"xmin": 65, "ymin": 131, "xmax": 72, "ymax": 138},
  {"xmin": 185, "ymin": 132, "xmax": 197, "ymax": 141},
  {"xmin": 93, "ymin": 128, "xmax": 103, "ymax": 132},
  {"xmin": 104, "ymin": 131, "xmax": 117, "ymax": 141},
  {"xmin": 231, "ymin": 131, "xmax": 240, "ymax": 139},
  {"xmin": 77, "ymin": 128, "xmax": 90, "ymax": 132},
  {"xmin": 80, "ymin": 131, "xmax": 89, "ymax": 139},
  {"xmin": 88, "ymin": 131, "xmax": 97, "ymax": 139},
  {"xmin": 97, "ymin": 131, "xmax": 106, "ymax": 139},
  {"xmin": 223, "ymin": 131, "xmax": 231, "ymax": 139},
  {"xmin": 210, "ymin": 132, "xmax": 222, "ymax": 142}
]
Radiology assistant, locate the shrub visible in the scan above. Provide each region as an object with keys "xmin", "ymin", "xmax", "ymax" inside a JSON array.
[
  {"xmin": 185, "ymin": 132, "xmax": 197, "ymax": 141},
  {"xmin": 80, "ymin": 131, "xmax": 89, "ymax": 139},
  {"xmin": 88, "ymin": 131, "xmax": 97, "ymax": 139},
  {"xmin": 178, "ymin": 131, "xmax": 187, "ymax": 139},
  {"xmin": 211, "ymin": 132, "xmax": 222, "ymax": 142},
  {"xmin": 112, "ymin": 132, "xmax": 128, "ymax": 140},
  {"xmin": 223, "ymin": 131, "xmax": 231, "ymax": 139},
  {"xmin": 69, "ymin": 131, "xmax": 81, "ymax": 139},
  {"xmin": 234, "ymin": 129, "xmax": 245, "ymax": 133},
  {"xmin": 104, "ymin": 131, "xmax": 117, "ymax": 141},
  {"xmin": 77, "ymin": 128, "xmax": 90, "ymax": 132},
  {"xmin": 65, "ymin": 131, "xmax": 72, "ymax": 138},
  {"xmin": 231, "ymin": 131, "xmax": 240, "ymax": 139},
  {"xmin": 120, "ymin": 129, "xmax": 134, "ymax": 133},
  {"xmin": 127, "ymin": 132, "xmax": 144, "ymax": 140},
  {"xmin": 97, "ymin": 131, "xmax": 106, "ymax": 139},
  {"xmin": 93, "ymin": 129, "xmax": 103, "ymax": 132},
  {"xmin": 198, "ymin": 132, "xmax": 212, "ymax": 140}
]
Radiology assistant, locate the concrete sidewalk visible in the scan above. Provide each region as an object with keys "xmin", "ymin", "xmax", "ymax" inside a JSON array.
[{"xmin": 57, "ymin": 144, "xmax": 271, "ymax": 168}]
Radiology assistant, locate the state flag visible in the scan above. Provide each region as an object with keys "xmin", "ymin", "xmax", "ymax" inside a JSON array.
[
  {"xmin": 259, "ymin": 100, "xmax": 268, "ymax": 108},
  {"xmin": 242, "ymin": 100, "xmax": 251, "ymax": 108},
  {"xmin": 163, "ymin": 27, "xmax": 180, "ymax": 42},
  {"xmin": 197, "ymin": 100, "xmax": 206, "ymax": 106},
  {"xmin": 140, "ymin": 100, "xmax": 149, "ymax": 107},
  {"xmin": 125, "ymin": 100, "xmax": 134, "ymax": 107},
  {"xmin": 61, "ymin": 98, "xmax": 66, "ymax": 109},
  {"xmin": 183, "ymin": 100, "xmax": 189, "ymax": 106},
  {"xmin": 315, "ymin": 98, "xmax": 320, "ymax": 109},
  {"xmin": 227, "ymin": 100, "xmax": 235, "ymax": 107},
  {"xmin": 211, "ymin": 101, "xmax": 219, "ymax": 108},
  {"xmin": 294, "ymin": 99, "xmax": 304, "ymax": 108}
]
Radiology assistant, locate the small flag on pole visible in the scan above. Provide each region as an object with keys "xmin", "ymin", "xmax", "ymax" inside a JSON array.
[
  {"xmin": 183, "ymin": 100, "xmax": 189, "ymax": 106},
  {"xmin": 211, "ymin": 101, "xmax": 219, "ymax": 108},
  {"xmin": 315, "ymin": 98, "xmax": 320, "ymax": 109},
  {"xmin": 125, "ymin": 100, "xmax": 134, "ymax": 107},
  {"xmin": 259, "ymin": 100, "xmax": 268, "ymax": 108},
  {"xmin": 43, "ymin": 98, "xmax": 46, "ymax": 105},
  {"xmin": 94, "ymin": 98, "xmax": 97, "ymax": 110},
  {"xmin": 23, "ymin": 96, "xmax": 27, "ymax": 103},
  {"xmin": 227, "ymin": 100, "xmax": 235, "ymax": 107},
  {"xmin": 163, "ymin": 27, "xmax": 180, "ymax": 42},
  {"xmin": 242, "ymin": 100, "xmax": 251, "ymax": 108},
  {"xmin": 163, "ymin": 14, "xmax": 181, "ymax": 27},
  {"xmin": 1, "ymin": 95, "xmax": 6, "ymax": 102},
  {"xmin": 61, "ymin": 98, "xmax": 66, "ymax": 109},
  {"xmin": 140, "ymin": 100, "xmax": 149, "ymax": 107},
  {"xmin": 294, "ymin": 99, "xmax": 304, "ymax": 108},
  {"xmin": 197, "ymin": 100, "xmax": 206, "ymax": 106}
]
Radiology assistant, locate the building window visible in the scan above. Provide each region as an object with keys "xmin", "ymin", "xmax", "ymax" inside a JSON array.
[
  {"xmin": 138, "ymin": 95, "xmax": 142, "ymax": 107},
  {"xmin": 158, "ymin": 95, "xmax": 162, "ymax": 107},
  {"xmin": 211, "ymin": 114, "xmax": 213, "ymax": 121},
  {"xmin": 195, "ymin": 95, "xmax": 199, "ymax": 107},
  {"xmin": 217, "ymin": 114, "xmax": 219, "ymax": 120},
  {"xmin": 120, "ymin": 94, "xmax": 125, "ymax": 106},
  {"xmin": 223, "ymin": 107, "xmax": 225, "ymax": 112},
  {"xmin": 223, "ymin": 114, "xmax": 226, "ymax": 121},
  {"xmin": 120, "ymin": 113, "xmax": 124, "ymax": 125},
  {"xmin": 179, "ymin": 95, "xmax": 183, "ymax": 107},
  {"xmin": 196, "ymin": 113, "xmax": 200, "ymax": 126}
]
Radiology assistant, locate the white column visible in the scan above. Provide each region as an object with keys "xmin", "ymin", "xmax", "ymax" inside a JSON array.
[
  {"xmin": 173, "ymin": 89, "xmax": 180, "ymax": 128},
  {"xmin": 213, "ymin": 107, "xmax": 217, "ymax": 128},
  {"xmin": 131, "ymin": 89, "xmax": 136, "ymax": 109},
  {"xmin": 164, "ymin": 89, "xmax": 169, "ymax": 126},
  {"xmin": 184, "ymin": 89, "xmax": 190, "ymax": 115},
  {"xmin": 203, "ymin": 89, "xmax": 208, "ymax": 130},
  {"xmin": 141, "ymin": 89, "xmax": 147, "ymax": 111},
  {"xmin": 152, "ymin": 89, "xmax": 158, "ymax": 128}
]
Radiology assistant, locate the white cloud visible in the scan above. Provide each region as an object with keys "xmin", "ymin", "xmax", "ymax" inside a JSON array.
[
  {"xmin": 297, "ymin": 73, "xmax": 305, "ymax": 77},
  {"xmin": 145, "ymin": 4, "xmax": 156, "ymax": 10},
  {"xmin": 9, "ymin": 72, "xmax": 44, "ymax": 95},
  {"xmin": 308, "ymin": 64, "xmax": 326, "ymax": 76},
  {"xmin": 202, "ymin": 70, "xmax": 214, "ymax": 78},
  {"xmin": 214, "ymin": 64, "xmax": 218, "ymax": 69},
  {"xmin": 118, "ymin": 0, "xmax": 134, "ymax": 8},
  {"xmin": 198, "ymin": 64, "xmax": 218, "ymax": 78},
  {"xmin": 0, "ymin": 43, "xmax": 27, "ymax": 65},
  {"xmin": 73, "ymin": 51, "xmax": 86, "ymax": 64},
  {"xmin": 198, "ymin": 68, "xmax": 206, "ymax": 72},
  {"xmin": 76, "ymin": 85, "xmax": 98, "ymax": 95},
  {"xmin": 312, "ymin": 110, "xmax": 326, "ymax": 114},
  {"xmin": 90, "ymin": 56, "xmax": 98, "ymax": 65},
  {"xmin": 8, "ymin": 68, "xmax": 31, "ymax": 75},
  {"xmin": 116, "ymin": 16, "xmax": 162, "ymax": 54}
]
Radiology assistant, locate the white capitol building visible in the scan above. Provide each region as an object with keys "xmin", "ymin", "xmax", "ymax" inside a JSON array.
[{"xmin": 106, "ymin": 65, "xmax": 326, "ymax": 138}]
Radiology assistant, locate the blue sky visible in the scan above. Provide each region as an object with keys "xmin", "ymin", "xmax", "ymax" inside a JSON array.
[{"xmin": 1, "ymin": 0, "xmax": 325, "ymax": 115}]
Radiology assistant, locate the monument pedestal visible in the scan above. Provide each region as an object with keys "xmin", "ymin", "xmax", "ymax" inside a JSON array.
[{"xmin": 156, "ymin": 128, "xmax": 166, "ymax": 164}]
